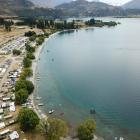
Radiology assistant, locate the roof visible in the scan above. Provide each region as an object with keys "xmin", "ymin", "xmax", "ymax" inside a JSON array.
[
  {"xmin": 0, "ymin": 122, "xmax": 5, "ymax": 129},
  {"xmin": 9, "ymin": 131, "xmax": 19, "ymax": 140}
]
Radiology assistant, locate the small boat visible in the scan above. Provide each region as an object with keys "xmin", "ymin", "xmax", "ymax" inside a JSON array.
[
  {"xmin": 38, "ymin": 103, "xmax": 44, "ymax": 106},
  {"xmin": 36, "ymin": 97, "xmax": 42, "ymax": 100},
  {"xmin": 49, "ymin": 109, "xmax": 55, "ymax": 114}
]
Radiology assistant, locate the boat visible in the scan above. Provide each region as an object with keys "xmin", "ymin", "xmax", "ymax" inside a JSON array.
[
  {"xmin": 38, "ymin": 103, "xmax": 44, "ymax": 106},
  {"xmin": 49, "ymin": 109, "xmax": 55, "ymax": 114},
  {"xmin": 36, "ymin": 97, "xmax": 42, "ymax": 100}
]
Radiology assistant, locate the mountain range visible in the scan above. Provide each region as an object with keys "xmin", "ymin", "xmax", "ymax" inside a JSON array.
[
  {"xmin": 55, "ymin": 0, "xmax": 124, "ymax": 17},
  {"xmin": 123, "ymin": 0, "xmax": 140, "ymax": 9},
  {"xmin": 0, "ymin": 0, "xmax": 140, "ymax": 17}
]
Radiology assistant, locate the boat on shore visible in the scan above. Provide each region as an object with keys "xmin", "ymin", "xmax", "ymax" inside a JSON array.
[
  {"xmin": 36, "ymin": 97, "xmax": 42, "ymax": 100},
  {"xmin": 38, "ymin": 103, "xmax": 44, "ymax": 106},
  {"xmin": 49, "ymin": 109, "xmax": 55, "ymax": 114}
]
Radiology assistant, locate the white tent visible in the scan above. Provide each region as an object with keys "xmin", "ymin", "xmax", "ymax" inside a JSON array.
[
  {"xmin": 0, "ymin": 122, "xmax": 5, "ymax": 129},
  {"xmin": 9, "ymin": 131, "xmax": 19, "ymax": 140}
]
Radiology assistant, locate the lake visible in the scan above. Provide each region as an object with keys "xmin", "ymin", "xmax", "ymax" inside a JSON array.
[{"xmin": 36, "ymin": 18, "xmax": 140, "ymax": 140}]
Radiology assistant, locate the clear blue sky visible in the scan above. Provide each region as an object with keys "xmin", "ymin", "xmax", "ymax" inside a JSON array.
[{"xmin": 89, "ymin": 0, "xmax": 131, "ymax": 5}]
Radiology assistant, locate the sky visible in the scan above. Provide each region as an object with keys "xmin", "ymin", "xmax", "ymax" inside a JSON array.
[{"xmin": 89, "ymin": 0, "xmax": 132, "ymax": 6}]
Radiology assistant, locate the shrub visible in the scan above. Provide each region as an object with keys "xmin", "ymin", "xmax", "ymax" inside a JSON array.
[
  {"xmin": 18, "ymin": 108, "xmax": 39, "ymax": 131},
  {"xmin": 15, "ymin": 89, "xmax": 28, "ymax": 105},
  {"xmin": 13, "ymin": 49, "xmax": 21, "ymax": 55},
  {"xmin": 77, "ymin": 119, "xmax": 96, "ymax": 140}
]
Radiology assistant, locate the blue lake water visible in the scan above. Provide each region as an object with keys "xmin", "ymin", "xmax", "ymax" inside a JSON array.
[{"xmin": 37, "ymin": 18, "xmax": 140, "ymax": 140}]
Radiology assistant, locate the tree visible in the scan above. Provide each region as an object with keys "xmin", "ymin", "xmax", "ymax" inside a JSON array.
[
  {"xmin": 15, "ymin": 89, "xmax": 28, "ymax": 105},
  {"xmin": 23, "ymin": 57, "xmax": 32, "ymax": 68},
  {"xmin": 45, "ymin": 118, "xmax": 68, "ymax": 140},
  {"xmin": 25, "ymin": 80, "xmax": 34, "ymax": 94},
  {"xmin": 15, "ymin": 80, "xmax": 27, "ymax": 92},
  {"xmin": 13, "ymin": 49, "xmax": 21, "ymax": 55},
  {"xmin": 36, "ymin": 36, "xmax": 44, "ymax": 45},
  {"xmin": 18, "ymin": 108, "xmax": 39, "ymax": 131},
  {"xmin": 15, "ymin": 79, "xmax": 34, "ymax": 94},
  {"xmin": 19, "ymin": 68, "xmax": 33, "ymax": 80},
  {"xmin": 23, "ymin": 68, "xmax": 33, "ymax": 77},
  {"xmin": 27, "ymin": 52, "xmax": 35, "ymax": 59},
  {"xmin": 25, "ymin": 31, "xmax": 36, "ymax": 37},
  {"xmin": 25, "ymin": 43, "xmax": 35, "ymax": 53},
  {"xmin": 29, "ymin": 35, "xmax": 36, "ymax": 41},
  {"xmin": 77, "ymin": 119, "xmax": 96, "ymax": 140}
]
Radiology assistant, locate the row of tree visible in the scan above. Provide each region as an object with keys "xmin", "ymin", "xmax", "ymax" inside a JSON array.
[
  {"xmin": 0, "ymin": 18, "xmax": 14, "ymax": 31},
  {"xmin": 18, "ymin": 107, "xmax": 96, "ymax": 140}
]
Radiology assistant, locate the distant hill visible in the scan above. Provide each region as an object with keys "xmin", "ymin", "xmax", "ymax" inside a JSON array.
[
  {"xmin": 123, "ymin": 0, "xmax": 140, "ymax": 9},
  {"xmin": 0, "ymin": 0, "xmax": 63, "ymax": 18},
  {"xmin": 0, "ymin": 0, "xmax": 34, "ymax": 15},
  {"xmin": 55, "ymin": 0, "xmax": 125, "ymax": 17},
  {"xmin": 29, "ymin": 0, "xmax": 72, "ymax": 7},
  {"xmin": 29, "ymin": 0, "xmax": 101, "ymax": 8}
]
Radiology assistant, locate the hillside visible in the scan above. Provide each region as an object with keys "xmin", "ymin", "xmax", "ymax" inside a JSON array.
[
  {"xmin": 0, "ymin": 0, "xmax": 34, "ymax": 15},
  {"xmin": 29, "ymin": 0, "xmax": 72, "ymax": 7},
  {"xmin": 55, "ymin": 0, "xmax": 125, "ymax": 17},
  {"xmin": 0, "ymin": 0, "xmax": 63, "ymax": 18},
  {"xmin": 123, "ymin": 0, "xmax": 140, "ymax": 9}
]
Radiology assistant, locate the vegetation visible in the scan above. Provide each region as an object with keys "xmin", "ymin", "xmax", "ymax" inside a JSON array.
[
  {"xmin": 25, "ymin": 43, "xmax": 35, "ymax": 53},
  {"xmin": 23, "ymin": 68, "xmax": 33, "ymax": 77},
  {"xmin": 18, "ymin": 108, "xmax": 39, "ymax": 131},
  {"xmin": 19, "ymin": 68, "xmax": 33, "ymax": 80},
  {"xmin": 27, "ymin": 52, "xmax": 35, "ymax": 60},
  {"xmin": 13, "ymin": 49, "xmax": 21, "ymax": 55},
  {"xmin": 15, "ymin": 89, "xmax": 28, "ymax": 105},
  {"xmin": 85, "ymin": 18, "xmax": 96, "ymax": 26},
  {"xmin": 23, "ymin": 57, "xmax": 32, "ymax": 68},
  {"xmin": 25, "ymin": 80, "xmax": 34, "ymax": 94},
  {"xmin": 43, "ymin": 118, "xmax": 68, "ymax": 140},
  {"xmin": 15, "ymin": 79, "xmax": 34, "ymax": 94},
  {"xmin": 36, "ymin": 36, "xmax": 45, "ymax": 45},
  {"xmin": 29, "ymin": 35, "xmax": 36, "ymax": 42},
  {"xmin": 15, "ymin": 80, "xmax": 27, "ymax": 92},
  {"xmin": 77, "ymin": 119, "xmax": 96, "ymax": 140},
  {"xmin": 25, "ymin": 31, "xmax": 36, "ymax": 37}
]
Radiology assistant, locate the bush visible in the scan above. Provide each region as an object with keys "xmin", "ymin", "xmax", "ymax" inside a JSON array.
[
  {"xmin": 18, "ymin": 108, "xmax": 39, "ymax": 131},
  {"xmin": 15, "ymin": 80, "xmax": 27, "ymax": 92},
  {"xmin": 19, "ymin": 68, "xmax": 33, "ymax": 80},
  {"xmin": 36, "ymin": 36, "xmax": 45, "ymax": 45},
  {"xmin": 15, "ymin": 89, "xmax": 28, "ymax": 105},
  {"xmin": 25, "ymin": 31, "xmax": 36, "ymax": 37},
  {"xmin": 29, "ymin": 35, "xmax": 36, "ymax": 41},
  {"xmin": 23, "ymin": 57, "xmax": 32, "ymax": 68},
  {"xmin": 77, "ymin": 119, "xmax": 96, "ymax": 140},
  {"xmin": 27, "ymin": 52, "xmax": 35, "ymax": 60},
  {"xmin": 45, "ymin": 118, "xmax": 68, "ymax": 140},
  {"xmin": 25, "ymin": 80, "xmax": 34, "ymax": 94},
  {"xmin": 23, "ymin": 68, "xmax": 33, "ymax": 77},
  {"xmin": 25, "ymin": 43, "xmax": 35, "ymax": 53},
  {"xmin": 13, "ymin": 49, "xmax": 21, "ymax": 55},
  {"xmin": 15, "ymin": 80, "xmax": 34, "ymax": 94}
]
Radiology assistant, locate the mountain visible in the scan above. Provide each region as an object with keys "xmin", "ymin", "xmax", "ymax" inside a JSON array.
[
  {"xmin": 29, "ymin": 0, "xmax": 72, "ymax": 7},
  {"xmin": 0, "ymin": 0, "xmax": 34, "ymax": 15},
  {"xmin": 123, "ymin": 0, "xmax": 140, "ymax": 9},
  {"xmin": 29, "ymin": 0, "xmax": 101, "ymax": 8},
  {"xmin": 0, "ymin": 0, "xmax": 64, "ymax": 18},
  {"xmin": 55, "ymin": 0, "xmax": 125, "ymax": 17}
]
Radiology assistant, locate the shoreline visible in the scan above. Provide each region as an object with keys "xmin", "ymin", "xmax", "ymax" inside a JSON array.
[
  {"xmin": 30, "ymin": 29, "xmax": 104, "ymax": 140},
  {"xmin": 29, "ymin": 31, "xmax": 61, "ymax": 119}
]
